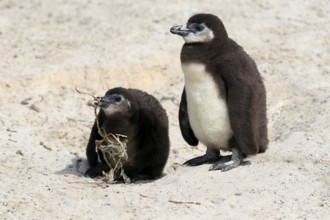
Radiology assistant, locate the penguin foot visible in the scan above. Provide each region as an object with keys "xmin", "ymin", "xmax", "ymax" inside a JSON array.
[
  {"xmin": 209, "ymin": 148, "xmax": 242, "ymax": 171},
  {"xmin": 85, "ymin": 162, "xmax": 110, "ymax": 178},
  {"xmin": 130, "ymin": 174, "xmax": 154, "ymax": 182},
  {"xmin": 184, "ymin": 148, "xmax": 220, "ymax": 166},
  {"xmin": 209, "ymin": 159, "xmax": 241, "ymax": 171},
  {"xmin": 85, "ymin": 163, "xmax": 104, "ymax": 178},
  {"xmin": 112, "ymin": 176, "xmax": 125, "ymax": 184},
  {"xmin": 112, "ymin": 174, "xmax": 154, "ymax": 184}
]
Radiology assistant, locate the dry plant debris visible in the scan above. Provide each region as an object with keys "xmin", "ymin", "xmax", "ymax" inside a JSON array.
[
  {"xmin": 20, "ymin": 98, "xmax": 41, "ymax": 112},
  {"xmin": 75, "ymin": 88, "xmax": 131, "ymax": 184}
]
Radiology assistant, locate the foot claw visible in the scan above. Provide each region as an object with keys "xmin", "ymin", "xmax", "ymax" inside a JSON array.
[{"xmin": 209, "ymin": 160, "xmax": 240, "ymax": 172}]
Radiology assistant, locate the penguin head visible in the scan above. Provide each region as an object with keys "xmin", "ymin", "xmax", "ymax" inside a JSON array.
[
  {"xmin": 170, "ymin": 13, "xmax": 228, "ymax": 44},
  {"xmin": 96, "ymin": 93, "xmax": 133, "ymax": 118}
]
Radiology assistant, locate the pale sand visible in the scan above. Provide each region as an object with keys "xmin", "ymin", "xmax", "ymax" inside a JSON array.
[{"xmin": 0, "ymin": 0, "xmax": 329, "ymax": 219}]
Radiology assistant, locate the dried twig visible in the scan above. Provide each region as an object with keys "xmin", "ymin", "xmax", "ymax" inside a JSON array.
[
  {"xmin": 40, "ymin": 141, "xmax": 52, "ymax": 151},
  {"xmin": 21, "ymin": 98, "xmax": 41, "ymax": 112},
  {"xmin": 75, "ymin": 88, "xmax": 98, "ymax": 100},
  {"xmin": 76, "ymin": 87, "xmax": 130, "ymax": 184},
  {"xmin": 139, "ymin": 193, "xmax": 156, "ymax": 200},
  {"xmin": 16, "ymin": 150, "xmax": 23, "ymax": 156},
  {"xmin": 29, "ymin": 104, "xmax": 40, "ymax": 112},
  {"xmin": 20, "ymin": 98, "xmax": 31, "ymax": 105},
  {"xmin": 168, "ymin": 200, "xmax": 201, "ymax": 205},
  {"xmin": 139, "ymin": 194, "xmax": 201, "ymax": 205}
]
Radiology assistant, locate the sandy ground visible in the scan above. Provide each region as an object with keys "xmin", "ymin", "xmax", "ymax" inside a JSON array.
[{"xmin": 0, "ymin": 0, "xmax": 329, "ymax": 219}]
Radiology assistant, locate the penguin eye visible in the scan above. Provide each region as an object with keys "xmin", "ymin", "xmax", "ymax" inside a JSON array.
[
  {"xmin": 195, "ymin": 24, "xmax": 204, "ymax": 32},
  {"xmin": 188, "ymin": 23, "xmax": 204, "ymax": 32},
  {"xmin": 115, "ymin": 96, "xmax": 121, "ymax": 102},
  {"xmin": 114, "ymin": 96, "xmax": 122, "ymax": 102}
]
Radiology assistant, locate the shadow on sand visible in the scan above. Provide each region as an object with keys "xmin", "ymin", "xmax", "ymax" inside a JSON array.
[{"xmin": 55, "ymin": 156, "xmax": 89, "ymax": 177}]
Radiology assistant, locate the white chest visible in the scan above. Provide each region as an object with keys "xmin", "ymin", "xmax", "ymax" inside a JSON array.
[{"xmin": 182, "ymin": 63, "xmax": 233, "ymax": 149}]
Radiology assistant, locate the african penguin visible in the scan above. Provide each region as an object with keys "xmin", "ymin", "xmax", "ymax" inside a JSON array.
[
  {"xmin": 170, "ymin": 13, "xmax": 268, "ymax": 171},
  {"xmin": 85, "ymin": 87, "xmax": 170, "ymax": 182}
]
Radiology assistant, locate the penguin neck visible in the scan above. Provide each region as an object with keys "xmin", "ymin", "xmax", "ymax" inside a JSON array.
[
  {"xmin": 100, "ymin": 114, "xmax": 138, "ymax": 140},
  {"xmin": 181, "ymin": 41, "xmax": 224, "ymax": 63}
]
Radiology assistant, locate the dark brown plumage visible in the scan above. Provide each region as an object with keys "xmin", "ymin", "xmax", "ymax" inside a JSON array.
[
  {"xmin": 85, "ymin": 87, "xmax": 170, "ymax": 181},
  {"xmin": 171, "ymin": 13, "xmax": 268, "ymax": 171}
]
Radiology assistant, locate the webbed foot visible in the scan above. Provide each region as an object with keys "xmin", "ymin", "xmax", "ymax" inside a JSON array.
[
  {"xmin": 85, "ymin": 163, "xmax": 109, "ymax": 178},
  {"xmin": 184, "ymin": 148, "xmax": 220, "ymax": 166},
  {"xmin": 112, "ymin": 174, "xmax": 154, "ymax": 184},
  {"xmin": 209, "ymin": 148, "xmax": 242, "ymax": 171},
  {"xmin": 209, "ymin": 159, "xmax": 241, "ymax": 171}
]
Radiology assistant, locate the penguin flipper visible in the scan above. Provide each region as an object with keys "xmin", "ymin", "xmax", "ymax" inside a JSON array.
[
  {"xmin": 225, "ymin": 71, "xmax": 259, "ymax": 155},
  {"xmin": 86, "ymin": 121, "xmax": 102, "ymax": 168},
  {"xmin": 86, "ymin": 111, "xmax": 110, "ymax": 178},
  {"xmin": 179, "ymin": 88, "xmax": 199, "ymax": 146}
]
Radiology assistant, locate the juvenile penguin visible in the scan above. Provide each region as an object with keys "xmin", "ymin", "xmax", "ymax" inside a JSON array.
[
  {"xmin": 85, "ymin": 87, "xmax": 170, "ymax": 181},
  {"xmin": 170, "ymin": 13, "xmax": 268, "ymax": 171}
]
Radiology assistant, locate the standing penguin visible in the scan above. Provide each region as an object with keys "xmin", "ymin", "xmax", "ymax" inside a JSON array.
[{"xmin": 170, "ymin": 13, "xmax": 268, "ymax": 171}]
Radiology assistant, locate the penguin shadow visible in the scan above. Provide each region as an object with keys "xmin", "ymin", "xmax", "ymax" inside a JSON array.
[
  {"xmin": 55, "ymin": 156, "xmax": 89, "ymax": 177},
  {"xmin": 55, "ymin": 157, "xmax": 167, "ymax": 184}
]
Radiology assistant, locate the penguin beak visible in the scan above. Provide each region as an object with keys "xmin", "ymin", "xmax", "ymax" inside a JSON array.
[
  {"xmin": 96, "ymin": 94, "xmax": 123, "ymax": 108},
  {"xmin": 95, "ymin": 96, "xmax": 111, "ymax": 108},
  {"xmin": 170, "ymin": 24, "xmax": 191, "ymax": 36}
]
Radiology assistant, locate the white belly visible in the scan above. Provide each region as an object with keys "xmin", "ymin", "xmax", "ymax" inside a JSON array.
[{"xmin": 182, "ymin": 63, "xmax": 233, "ymax": 150}]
